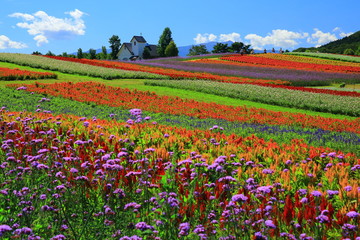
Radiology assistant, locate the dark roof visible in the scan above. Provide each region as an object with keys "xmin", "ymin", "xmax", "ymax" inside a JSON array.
[
  {"xmin": 146, "ymin": 44, "xmax": 159, "ymax": 57},
  {"xmin": 123, "ymin": 43, "xmax": 134, "ymax": 55},
  {"xmin": 131, "ymin": 36, "xmax": 147, "ymax": 43}
]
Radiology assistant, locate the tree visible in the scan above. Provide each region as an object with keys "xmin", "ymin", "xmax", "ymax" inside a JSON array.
[
  {"xmin": 187, "ymin": 45, "xmax": 209, "ymax": 56},
  {"xmin": 45, "ymin": 51, "xmax": 55, "ymax": 56},
  {"xmin": 109, "ymin": 35, "xmax": 121, "ymax": 60},
  {"xmin": 32, "ymin": 51, "xmax": 42, "ymax": 55},
  {"xmin": 212, "ymin": 43, "xmax": 229, "ymax": 53},
  {"xmin": 89, "ymin": 48, "xmax": 97, "ymax": 59},
  {"xmin": 157, "ymin": 27, "xmax": 173, "ymax": 57},
  {"xmin": 355, "ymin": 46, "xmax": 360, "ymax": 56},
  {"xmin": 142, "ymin": 47, "xmax": 151, "ymax": 59},
  {"xmin": 343, "ymin": 48, "xmax": 355, "ymax": 55},
  {"xmin": 165, "ymin": 41, "xmax": 179, "ymax": 57},
  {"xmin": 61, "ymin": 52, "xmax": 68, "ymax": 57},
  {"xmin": 230, "ymin": 42, "xmax": 244, "ymax": 53},
  {"xmin": 243, "ymin": 44, "xmax": 253, "ymax": 54},
  {"xmin": 77, "ymin": 48, "xmax": 83, "ymax": 59}
]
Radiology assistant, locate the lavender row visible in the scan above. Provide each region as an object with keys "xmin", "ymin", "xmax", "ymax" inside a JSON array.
[{"xmin": 137, "ymin": 60, "xmax": 360, "ymax": 86}]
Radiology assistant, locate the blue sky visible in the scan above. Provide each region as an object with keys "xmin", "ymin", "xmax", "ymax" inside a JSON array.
[{"xmin": 1, "ymin": 0, "xmax": 359, "ymax": 54}]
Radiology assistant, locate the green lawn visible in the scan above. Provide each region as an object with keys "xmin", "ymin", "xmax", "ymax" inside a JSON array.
[{"xmin": 0, "ymin": 61, "xmax": 357, "ymax": 120}]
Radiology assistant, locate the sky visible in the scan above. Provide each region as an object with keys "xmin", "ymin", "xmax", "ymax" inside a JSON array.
[{"xmin": 1, "ymin": 0, "xmax": 359, "ymax": 54}]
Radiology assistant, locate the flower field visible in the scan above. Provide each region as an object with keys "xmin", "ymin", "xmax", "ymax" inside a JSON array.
[
  {"xmin": 138, "ymin": 58, "xmax": 360, "ymax": 86},
  {"xmin": 0, "ymin": 109, "xmax": 359, "ymax": 239},
  {"xmin": 0, "ymin": 67, "xmax": 57, "ymax": 80},
  {"xmin": 144, "ymin": 80, "xmax": 360, "ymax": 116},
  {"xmin": 286, "ymin": 52, "xmax": 360, "ymax": 63},
  {"xmin": 0, "ymin": 53, "xmax": 166, "ymax": 80},
  {"xmin": 220, "ymin": 54, "xmax": 360, "ymax": 74},
  {"xmin": 8, "ymin": 82, "xmax": 360, "ymax": 133},
  {"xmin": 0, "ymin": 52, "xmax": 359, "ymax": 239},
  {"xmin": 41, "ymin": 55, "xmax": 288, "ymax": 85}
]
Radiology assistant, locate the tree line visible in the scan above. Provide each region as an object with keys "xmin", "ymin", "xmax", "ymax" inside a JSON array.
[{"xmin": 32, "ymin": 27, "xmax": 255, "ymax": 60}]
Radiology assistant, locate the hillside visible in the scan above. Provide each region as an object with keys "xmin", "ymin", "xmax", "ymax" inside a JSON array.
[{"xmin": 293, "ymin": 30, "xmax": 360, "ymax": 54}]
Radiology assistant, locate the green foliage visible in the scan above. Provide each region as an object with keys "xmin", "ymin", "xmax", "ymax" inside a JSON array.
[
  {"xmin": 45, "ymin": 51, "xmax": 55, "ymax": 56},
  {"xmin": 355, "ymin": 46, "xmax": 360, "ymax": 56},
  {"xmin": 142, "ymin": 47, "xmax": 152, "ymax": 59},
  {"xmin": 230, "ymin": 42, "xmax": 244, "ymax": 53},
  {"xmin": 89, "ymin": 48, "xmax": 97, "ymax": 59},
  {"xmin": 243, "ymin": 44, "xmax": 253, "ymax": 54},
  {"xmin": 187, "ymin": 45, "xmax": 210, "ymax": 56},
  {"xmin": 212, "ymin": 43, "xmax": 229, "ymax": 53},
  {"xmin": 32, "ymin": 51, "xmax": 42, "ymax": 55},
  {"xmin": 164, "ymin": 41, "xmax": 179, "ymax": 57},
  {"xmin": 157, "ymin": 27, "xmax": 173, "ymax": 57},
  {"xmin": 343, "ymin": 48, "xmax": 355, "ymax": 55},
  {"xmin": 293, "ymin": 31, "xmax": 360, "ymax": 54},
  {"xmin": 109, "ymin": 35, "xmax": 121, "ymax": 60},
  {"xmin": 77, "ymin": 48, "xmax": 83, "ymax": 59}
]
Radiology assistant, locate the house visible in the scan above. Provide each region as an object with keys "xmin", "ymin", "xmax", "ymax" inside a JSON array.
[{"xmin": 118, "ymin": 36, "xmax": 159, "ymax": 61}]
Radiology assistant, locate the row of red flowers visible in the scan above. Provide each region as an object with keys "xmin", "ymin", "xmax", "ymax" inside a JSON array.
[
  {"xmin": 220, "ymin": 55, "xmax": 360, "ymax": 73},
  {"xmin": 41, "ymin": 55, "xmax": 288, "ymax": 85},
  {"xmin": 10, "ymin": 81, "xmax": 360, "ymax": 134},
  {"xmin": 0, "ymin": 67, "xmax": 57, "ymax": 80}
]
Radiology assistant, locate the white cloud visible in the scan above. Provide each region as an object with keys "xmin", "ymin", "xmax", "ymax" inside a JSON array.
[
  {"xmin": 307, "ymin": 28, "xmax": 338, "ymax": 47},
  {"xmin": 194, "ymin": 33, "xmax": 217, "ymax": 44},
  {"xmin": 245, "ymin": 29, "xmax": 308, "ymax": 50},
  {"xmin": 339, "ymin": 32, "xmax": 353, "ymax": 38},
  {"xmin": 9, "ymin": 9, "xmax": 86, "ymax": 46},
  {"xmin": 0, "ymin": 35, "xmax": 28, "ymax": 49},
  {"xmin": 219, "ymin": 32, "xmax": 241, "ymax": 42}
]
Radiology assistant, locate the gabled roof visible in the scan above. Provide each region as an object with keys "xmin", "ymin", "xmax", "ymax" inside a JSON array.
[
  {"xmin": 131, "ymin": 36, "xmax": 147, "ymax": 43},
  {"xmin": 123, "ymin": 43, "xmax": 134, "ymax": 55},
  {"xmin": 145, "ymin": 44, "xmax": 159, "ymax": 57}
]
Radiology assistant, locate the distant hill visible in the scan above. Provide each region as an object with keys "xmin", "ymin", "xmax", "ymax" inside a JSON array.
[{"xmin": 293, "ymin": 31, "xmax": 360, "ymax": 54}]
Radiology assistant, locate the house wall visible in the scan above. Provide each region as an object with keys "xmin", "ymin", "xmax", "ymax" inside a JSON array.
[
  {"xmin": 118, "ymin": 46, "xmax": 133, "ymax": 61},
  {"xmin": 131, "ymin": 38, "xmax": 146, "ymax": 57}
]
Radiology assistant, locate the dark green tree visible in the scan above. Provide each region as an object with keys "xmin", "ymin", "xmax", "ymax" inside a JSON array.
[
  {"xmin": 243, "ymin": 44, "xmax": 253, "ymax": 54},
  {"xmin": 101, "ymin": 46, "xmax": 108, "ymax": 59},
  {"xmin": 212, "ymin": 43, "xmax": 229, "ymax": 53},
  {"xmin": 142, "ymin": 47, "xmax": 151, "ymax": 59},
  {"xmin": 343, "ymin": 48, "xmax": 355, "ymax": 55},
  {"xmin": 109, "ymin": 35, "xmax": 121, "ymax": 60},
  {"xmin": 61, "ymin": 52, "xmax": 68, "ymax": 57},
  {"xmin": 165, "ymin": 41, "xmax": 179, "ymax": 57},
  {"xmin": 32, "ymin": 51, "xmax": 42, "ymax": 55},
  {"xmin": 157, "ymin": 27, "xmax": 173, "ymax": 57},
  {"xmin": 355, "ymin": 46, "xmax": 360, "ymax": 56},
  {"xmin": 187, "ymin": 45, "xmax": 209, "ymax": 56},
  {"xmin": 89, "ymin": 48, "xmax": 97, "ymax": 59},
  {"xmin": 77, "ymin": 48, "xmax": 83, "ymax": 59},
  {"xmin": 230, "ymin": 42, "xmax": 244, "ymax": 53},
  {"xmin": 45, "ymin": 51, "xmax": 55, "ymax": 56}
]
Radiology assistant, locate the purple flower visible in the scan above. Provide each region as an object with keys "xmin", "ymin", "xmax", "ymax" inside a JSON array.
[
  {"xmin": 264, "ymin": 220, "xmax": 276, "ymax": 229},
  {"xmin": 316, "ymin": 214, "xmax": 329, "ymax": 223},
  {"xmin": 135, "ymin": 222, "xmax": 154, "ymax": 231},
  {"xmin": 231, "ymin": 194, "xmax": 248, "ymax": 202},
  {"xmin": 50, "ymin": 234, "xmax": 66, "ymax": 240},
  {"xmin": 178, "ymin": 222, "xmax": 190, "ymax": 236},
  {"xmin": 310, "ymin": 190, "xmax": 322, "ymax": 197},
  {"xmin": 0, "ymin": 225, "xmax": 12, "ymax": 236},
  {"xmin": 344, "ymin": 186, "xmax": 352, "ymax": 192},
  {"xmin": 346, "ymin": 211, "xmax": 359, "ymax": 218},
  {"xmin": 83, "ymin": 121, "xmax": 90, "ymax": 127}
]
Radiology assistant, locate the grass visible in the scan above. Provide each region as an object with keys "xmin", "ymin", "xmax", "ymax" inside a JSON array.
[{"xmin": 0, "ymin": 61, "xmax": 357, "ymax": 120}]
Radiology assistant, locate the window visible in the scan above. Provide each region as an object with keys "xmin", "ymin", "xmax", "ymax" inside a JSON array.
[{"xmin": 134, "ymin": 41, "xmax": 136, "ymax": 46}]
